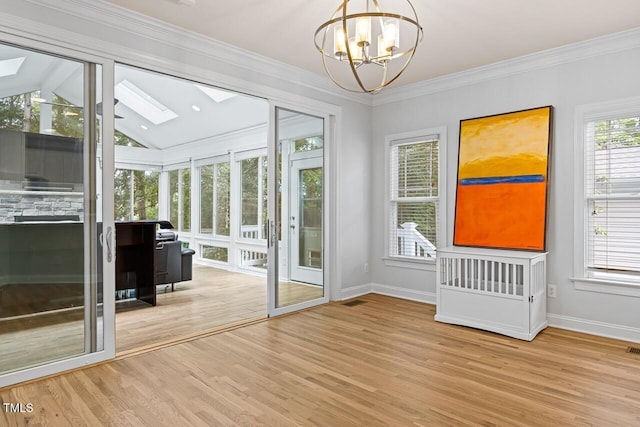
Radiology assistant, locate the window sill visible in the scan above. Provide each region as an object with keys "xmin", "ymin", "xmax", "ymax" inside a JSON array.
[
  {"xmin": 570, "ymin": 277, "xmax": 640, "ymax": 298},
  {"xmin": 382, "ymin": 257, "xmax": 436, "ymax": 272}
]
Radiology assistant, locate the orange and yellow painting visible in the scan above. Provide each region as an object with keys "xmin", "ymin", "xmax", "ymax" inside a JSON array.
[{"xmin": 453, "ymin": 106, "xmax": 553, "ymax": 251}]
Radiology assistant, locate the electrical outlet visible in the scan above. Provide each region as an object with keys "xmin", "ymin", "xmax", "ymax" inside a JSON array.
[
  {"xmin": 364, "ymin": 263, "xmax": 369, "ymax": 273},
  {"xmin": 548, "ymin": 284, "xmax": 557, "ymax": 298}
]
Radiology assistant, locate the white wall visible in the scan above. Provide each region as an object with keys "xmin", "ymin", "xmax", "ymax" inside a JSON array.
[{"xmin": 371, "ymin": 38, "xmax": 640, "ymax": 342}]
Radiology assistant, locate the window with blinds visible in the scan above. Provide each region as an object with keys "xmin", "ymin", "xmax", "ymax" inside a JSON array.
[
  {"xmin": 585, "ymin": 114, "xmax": 640, "ymax": 277},
  {"xmin": 389, "ymin": 137, "xmax": 439, "ymax": 259}
]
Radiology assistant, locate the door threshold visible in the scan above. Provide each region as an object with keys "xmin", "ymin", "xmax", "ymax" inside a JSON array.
[{"xmin": 115, "ymin": 315, "xmax": 268, "ymax": 360}]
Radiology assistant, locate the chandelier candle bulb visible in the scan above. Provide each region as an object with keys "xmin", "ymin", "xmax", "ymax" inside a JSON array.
[
  {"xmin": 349, "ymin": 38, "xmax": 363, "ymax": 61},
  {"xmin": 355, "ymin": 16, "xmax": 371, "ymax": 45},
  {"xmin": 383, "ymin": 18, "xmax": 399, "ymax": 49},
  {"xmin": 334, "ymin": 26, "xmax": 347, "ymax": 58},
  {"xmin": 377, "ymin": 34, "xmax": 389, "ymax": 58}
]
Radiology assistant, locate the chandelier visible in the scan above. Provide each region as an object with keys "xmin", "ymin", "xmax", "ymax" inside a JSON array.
[{"xmin": 314, "ymin": 0, "xmax": 423, "ymax": 94}]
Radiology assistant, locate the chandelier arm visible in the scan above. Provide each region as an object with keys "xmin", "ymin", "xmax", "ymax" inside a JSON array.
[
  {"xmin": 341, "ymin": 0, "xmax": 370, "ymax": 93},
  {"xmin": 378, "ymin": 26, "xmax": 422, "ymax": 90},
  {"xmin": 321, "ymin": 40, "xmax": 365, "ymax": 93},
  {"xmin": 371, "ymin": 61, "xmax": 389, "ymax": 94}
]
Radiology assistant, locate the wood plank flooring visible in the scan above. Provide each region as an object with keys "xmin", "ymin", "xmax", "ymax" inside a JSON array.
[
  {"xmin": 115, "ymin": 265, "xmax": 268, "ymax": 353},
  {"xmin": 116, "ymin": 264, "xmax": 323, "ymax": 352},
  {"xmin": 0, "ymin": 265, "xmax": 323, "ymax": 372},
  {"xmin": 2, "ymin": 294, "xmax": 640, "ymax": 426}
]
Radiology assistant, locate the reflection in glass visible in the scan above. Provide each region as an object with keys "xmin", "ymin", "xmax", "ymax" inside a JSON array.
[
  {"xmin": 0, "ymin": 43, "xmax": 102, "ymax": 374},
  {"xmin": 275, "ymin": 108, "xmax": 325, "ymax": 308},
  {"xmin": 298, "ymin": 167, "xmax": 323, "ymax": 269}
]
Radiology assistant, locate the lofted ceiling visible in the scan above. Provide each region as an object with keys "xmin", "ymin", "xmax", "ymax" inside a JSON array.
[
  {"xmin": 103, "ymin": 0, "xmax": 640, "ymax": 89},
  {"xmin": 0, "ymin": 43, "xmax": 268, "ymax": 150},
  {"xmin": 113, "ymin": 65, "xmax": 267, "ymax": 150}
]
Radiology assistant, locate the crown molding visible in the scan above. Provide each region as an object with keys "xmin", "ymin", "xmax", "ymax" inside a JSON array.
[
  {"xmin": 12, "ymin": 0, "xmax": 371, "ymax": 106},
  {"xmin": 372, "ymin": 27, "xmax": 640, "ymax": 107}
]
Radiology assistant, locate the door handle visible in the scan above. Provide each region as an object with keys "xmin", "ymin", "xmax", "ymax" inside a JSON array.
[
  {"xmin": 267, "ymin": 220, "xmax": 278, "ymax": 248},
  {"xmin": 106, "ymin": 226, "xmax": 113, "ymax": 263}
]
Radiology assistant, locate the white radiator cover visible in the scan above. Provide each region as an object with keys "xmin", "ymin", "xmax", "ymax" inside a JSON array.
[{"xmin": 435, "ymin": 246, "xmax": 548, "ymax": 341}]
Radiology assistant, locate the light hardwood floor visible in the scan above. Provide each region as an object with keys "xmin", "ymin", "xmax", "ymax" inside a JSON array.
[
  {"xmin": 0, "ymin": 265, "xmax": 324, "ymax": 372},
  {"xmin": 117, "ymin": 264, "xmax": 324, "ymax": 352},
  {"xmin": 116, "ymin": 265, "xmax": 269, "ymax": 353},
  {"xmin": 2, "ymin": 293, "xmax": 640, "ymax": 426}
]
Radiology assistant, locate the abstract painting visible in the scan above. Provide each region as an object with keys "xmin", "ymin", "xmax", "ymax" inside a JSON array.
[{"xmin": 453, "ymin": 106, "xmax": 553, "ymax": 251}]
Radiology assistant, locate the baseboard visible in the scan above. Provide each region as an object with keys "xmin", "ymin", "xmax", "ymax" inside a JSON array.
[
  {"xmin": 371, "ymin": 282, "xmax": 436, "ymax": 305},
  {"xmin": 547, "ymin": 313, "xmax": 640, "ymax": 344},
  {"xmin": 340, "ymin": 283, "xmax": 373, "ymax": 300},
  {"xmin": 339, "ymin": 284, "xmax": 640, "ymax": 344}
]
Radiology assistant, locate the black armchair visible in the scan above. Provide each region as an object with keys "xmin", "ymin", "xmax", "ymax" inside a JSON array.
[{"xmin": 155, "ymin": 240, "xmax": 195, "ymax": 291}]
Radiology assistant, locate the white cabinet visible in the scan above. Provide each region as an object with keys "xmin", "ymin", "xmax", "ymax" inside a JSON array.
[{"xmin": 435, "ymin": 246, "xmax": 547, "ymax": 341}]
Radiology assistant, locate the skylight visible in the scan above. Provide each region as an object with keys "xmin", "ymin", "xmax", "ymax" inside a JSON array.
[
  {"xmin": 0, "ymin": 57, "xmax": 26, "ymax": 78},
  {"xmin": 195, "ymin": 84, "xmax": 237, "ymax": 103},
  {"xmin": 115, "ymin": 79, "xmax": 178, "ymax": 125}
]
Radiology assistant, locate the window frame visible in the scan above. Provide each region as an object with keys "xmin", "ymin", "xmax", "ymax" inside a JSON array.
[
  {"xmin": 236, "ymin": 150, "xmax": 268, "ymax": 242},
  {"xmin": 196, "ymin": 156, "xmax": 231, "ymax": 237},
  {"xmin": 573, "ymin": 97, "xmax": 640, "ymax": 296},
  {"xmin": 165, "ymin": 162, "xmax": 191, "ymax": 233},
  {"xmin": 383, "ymin": 126, "xmax": 447, "ymax": 271}
]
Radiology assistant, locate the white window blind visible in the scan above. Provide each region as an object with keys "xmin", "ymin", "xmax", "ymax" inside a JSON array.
[
  {"xmin": 389, "ymin": 136, "xmax": 439, "ymax": 259},
  {"xmin": 585, "ymin": 115, "xmax": 640, "ymax": 276}
]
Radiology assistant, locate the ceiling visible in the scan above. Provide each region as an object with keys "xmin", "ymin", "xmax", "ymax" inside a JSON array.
[
  {"xmin": 113, "ymin": 65, "xmax": 267, "ymax": 150},
  {"xmin": 103, "ymin": 0, "xmax": 640, "ymax": 89}
]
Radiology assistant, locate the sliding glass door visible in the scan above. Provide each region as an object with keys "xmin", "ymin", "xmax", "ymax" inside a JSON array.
[
  {"xmin": 0, "ymin": 42, "xmax": 114, "ymax": 386},
  {"xmin": 268, "ymin": 106, "xmax": 329, "ymax": 315}
]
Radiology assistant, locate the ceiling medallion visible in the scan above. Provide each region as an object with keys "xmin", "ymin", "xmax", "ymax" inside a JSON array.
[{"xmin": 314, "ymin": 0, "xmax": 423, "ymax": 94}]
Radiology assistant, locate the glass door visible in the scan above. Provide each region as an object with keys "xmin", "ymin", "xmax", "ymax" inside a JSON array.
[
  {"xmin": 268, "ymin": 106, "xmax": 329, "ymax": 314},
  {"xmin": 0, "ymin": 42, "xmax": 113, "ymax": 386},
  {"xmin": 289, "ymin": 156, "xmax": 323, "ymax": 285}
]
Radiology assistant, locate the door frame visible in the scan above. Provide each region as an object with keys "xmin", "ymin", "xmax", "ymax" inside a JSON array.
[
  {"xmin": 0, "ymin": 34, "xmax": 116, "ymax": 388},
  {"xmin": 267, "ymin": 100, "xmax": 340, "ymax": 317}
]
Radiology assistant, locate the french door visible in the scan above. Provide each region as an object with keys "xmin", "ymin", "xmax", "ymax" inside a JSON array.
[
  {"xmin": 267, "ymin": 105, "xmax": 331, "ymax": 316},
  {"xmin": 0, "ymin": 41, "xmax": 115, "ymax": 387},
  {"xmin": 289, "ymin": 156, "xmax": 323, "ymax": 285}
]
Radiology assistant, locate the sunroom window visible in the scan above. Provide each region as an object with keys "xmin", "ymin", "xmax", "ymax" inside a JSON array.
[
  {"xmin": 199, "ymin": 161, "xmax": 230, "ymax": 236},
  {"xmin": 114, "ymin": 168, "xmax": 159, "ymax": 221},
  {"xmin": 168, "ymin": 167, "xmax": 191, "ymax": 233},
  {"xmin": 240, "ymin": 156, "xmax": 267, "ymax": 240}
]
